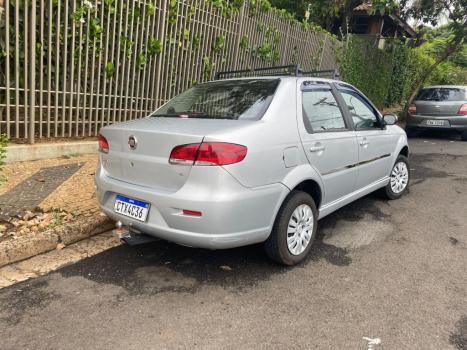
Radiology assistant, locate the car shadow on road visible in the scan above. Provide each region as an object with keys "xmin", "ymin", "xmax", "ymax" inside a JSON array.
[
  {"xmin": 56, "ymin": 194, "xmax": 396, "ymax": 295},
  {"xmin": 408, "ymin": 129, "xmax": 462, "ymax": 141}
]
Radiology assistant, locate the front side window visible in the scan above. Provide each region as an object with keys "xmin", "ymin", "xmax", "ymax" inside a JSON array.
[
  {"xmin": 302, "ymin": 89, "xmax": 346, "ymax": 132},
  {"xmin": 339, "ymin": 87, "xmax": 380, "ymax": 129},
  {"xmin": 152, "ymin": 79, "xmax": 279, "ymax": 121}
]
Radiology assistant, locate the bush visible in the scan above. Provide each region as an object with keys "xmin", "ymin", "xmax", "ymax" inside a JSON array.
[
  {"xmin": 341, "ymin": 34, "xmax": 466, "ymax": 111},
  {"xmin": 340, "ymin": 35, "xmax": 393, "ymax": 109}
]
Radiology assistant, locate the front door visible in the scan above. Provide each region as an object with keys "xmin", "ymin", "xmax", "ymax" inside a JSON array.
[
  {"xmin": 297, "ymin": 81, "xmax": 359, "ymax": 206},
  {"xmin": 336, "ymin": 85, "xmax": 396, "ymax": 189}
]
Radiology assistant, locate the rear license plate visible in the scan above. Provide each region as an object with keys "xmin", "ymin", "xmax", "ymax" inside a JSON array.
[
  {"xmin": 114, "ymin": 195, "xmax": 150, "ymax": 222},
  {"xmin": 426, "ymin": 119, "xmax": 445, "ymax": 126}
]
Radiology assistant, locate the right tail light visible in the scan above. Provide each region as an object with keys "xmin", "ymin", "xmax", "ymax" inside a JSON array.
[
  {"xmin": 457, "ymin": 103, "xmax": 467, "ymax": 115},
  {"xmin": 169, "ymin": 142, "xmax": 247, "ymax": 166}
]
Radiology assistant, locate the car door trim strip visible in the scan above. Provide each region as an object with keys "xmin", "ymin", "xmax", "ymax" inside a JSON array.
[{"xmin": 322, "ymin": 153, "xmax": 391, "ymax": 176}]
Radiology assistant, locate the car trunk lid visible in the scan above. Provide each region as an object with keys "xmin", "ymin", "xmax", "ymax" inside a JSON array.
[{"xmin": 100, "ymin": 117, "xmax": 251, "ymax": 193}]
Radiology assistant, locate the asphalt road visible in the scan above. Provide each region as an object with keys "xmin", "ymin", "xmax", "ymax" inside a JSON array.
[{"xmin": 1, "ymin": 134, "xmax": 466, "ymax": 350}]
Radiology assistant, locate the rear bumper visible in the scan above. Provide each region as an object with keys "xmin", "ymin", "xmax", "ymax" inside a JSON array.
[
  {"xmin": 406, "ymin": 114, "xmax": 467, "ymax": 131},
  {"xmin": 95, "ymin": 165, "xmax": 289, "ymax": 249}
]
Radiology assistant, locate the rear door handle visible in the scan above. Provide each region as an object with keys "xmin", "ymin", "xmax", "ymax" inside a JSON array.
[{"xmin": 309, "ymin": 145, "xmax": 325, "ymax": 152}]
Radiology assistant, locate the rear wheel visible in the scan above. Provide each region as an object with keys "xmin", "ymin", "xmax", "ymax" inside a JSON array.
[
  {"xmin": 381, "ymin": 155, "xmax": 410, "ymax": 200},
  {"xmin": 265, "ymin": 191, "xmax": 318, "ymax": 266}
]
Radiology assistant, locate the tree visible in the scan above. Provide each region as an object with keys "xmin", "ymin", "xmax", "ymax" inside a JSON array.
[
  {"xmin": 396, "ymin": 0, "xmax": 467, "ymax": 106},
  {"xmin": 269, "ymin": 0, "xmax": 363, "ymax": 33}
]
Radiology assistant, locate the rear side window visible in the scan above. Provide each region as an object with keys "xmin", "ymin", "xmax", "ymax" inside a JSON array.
[
  {"xmin": 152, "ymin": 79, "xmax": 279, "ymax": 120},
  {"xmin": 302, "ymin": 88, "xmax": 346, "ymax": 132},
  {"xmin": 416, "ymin": 88, "xmax": 466, "ymax": 101}
]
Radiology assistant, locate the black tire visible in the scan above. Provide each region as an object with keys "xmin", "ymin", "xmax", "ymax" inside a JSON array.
[
  {"xmin": 264, "ymin": 190, "xmax": 318, "ymax": 266},
  {"xmin": 461, "ymin": 131, "xmax": 467, "ymax": 141},
  {"xmin": 381, "ymin": 155, "xmax": 410, "ymax": 200}
]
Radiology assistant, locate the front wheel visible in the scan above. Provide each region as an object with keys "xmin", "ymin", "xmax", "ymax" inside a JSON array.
[
  {"xmin": 381, "ymin": 155, "xmax": 410, "ymax": 200},
  {"xmin": 265, "ymin": 191, "xmax": 318, "ymax": 266}
]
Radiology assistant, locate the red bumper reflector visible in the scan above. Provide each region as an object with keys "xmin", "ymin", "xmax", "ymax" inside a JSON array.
[{"xmin": 182, "ymin": 209, "xmax": 202, "ymax": 217}]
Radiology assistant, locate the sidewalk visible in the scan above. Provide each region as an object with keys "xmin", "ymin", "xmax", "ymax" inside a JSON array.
[{"xmin": 0, "ymin": 153, "xmax": 112, "ymax": 267}]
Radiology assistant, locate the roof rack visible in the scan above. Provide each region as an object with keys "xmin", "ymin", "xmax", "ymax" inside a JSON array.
[
  {"xmin": 214, "ymin": 65, "xmax": 340, "ymax": 80},
  {"xmin": 214, "ymin": 65, "xmax": 301, "ymax": 80},
  {"xmin": 301, "ymin": 69, "xmax": 340, "ymax": 80}
]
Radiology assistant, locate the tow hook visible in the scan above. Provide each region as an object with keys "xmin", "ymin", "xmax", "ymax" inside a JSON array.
[{"xmin": 113, "ymin": 221, "xmax": 159, "ymax": 246}]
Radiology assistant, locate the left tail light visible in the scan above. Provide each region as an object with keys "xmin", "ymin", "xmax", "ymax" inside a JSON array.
[
  {"xmin": 98, "ymin": 134, "xmax": 109, "ymax": 153},
  {"xmin": 408, "ymin": 104, "xmax": 417, "ymax": 114},
  {"xmin": 458, "ymin": 103, "xmax": 467, "ymax": 116},
  {"xmin": 169, "ymin": 142, "xmax": 247, "ymax": 166}
]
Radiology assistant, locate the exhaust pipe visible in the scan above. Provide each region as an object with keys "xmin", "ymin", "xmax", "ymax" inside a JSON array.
[{"xmin": 112, "ymin": 220, "xmax": 159, "ymax": 246}]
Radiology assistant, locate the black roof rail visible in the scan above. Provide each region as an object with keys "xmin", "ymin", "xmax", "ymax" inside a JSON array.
[
  {"xmin": 214, "ymin": 65, "xmax": 340, "ymax": 80},
  {"xmin": 301, "ymin": 69, "xmax": 340, "ymax": 80},
  {"xmin": 214, "ymin": 64, "xmax": 301, "ymax": 80}
]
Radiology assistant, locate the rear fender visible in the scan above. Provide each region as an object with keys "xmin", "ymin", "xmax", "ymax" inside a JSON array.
[{"xmin": 280, "ymin": 164, "xmax": 324, "ymax": 204}]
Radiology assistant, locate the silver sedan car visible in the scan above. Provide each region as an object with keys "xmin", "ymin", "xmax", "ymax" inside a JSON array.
[
  {"xmin": 406, "ymin": 85, "xmax": 467, "ymax": 140},
  {"xmin": 96, "ymin": 77, "xmax": 410, "ymax": 265}
]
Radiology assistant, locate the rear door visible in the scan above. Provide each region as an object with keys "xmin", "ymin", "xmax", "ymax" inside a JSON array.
[
  {"xmin": 297, "ymin": 80, "xmax": 359, "ymax": 205},
  {"xmin": 336, "ymin": 84, "xmax": 396, "ymax": 189}
]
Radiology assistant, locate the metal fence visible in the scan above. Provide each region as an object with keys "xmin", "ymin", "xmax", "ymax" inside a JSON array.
[{"xmin": 0, "ymin": 0, "xmax": 341, "ymax": 142}]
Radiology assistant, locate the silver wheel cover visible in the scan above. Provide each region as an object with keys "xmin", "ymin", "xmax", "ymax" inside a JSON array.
[
  {"xmin": 287, "ymin": 204, "xmax": 314, "ymax": 255},
  {"xmin": 390, "ymin": 161, "xmax": 409, "ymax": 194}
]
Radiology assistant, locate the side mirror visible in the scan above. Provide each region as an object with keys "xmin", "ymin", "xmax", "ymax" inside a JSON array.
[{"xmin": 383, "ymin": 113, "xmax": 398, "ymax": 125}]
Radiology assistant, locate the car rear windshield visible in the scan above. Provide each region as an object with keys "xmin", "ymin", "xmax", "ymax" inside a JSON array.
[
  {"xmin": 416, "ymin": 87, "xmax": 466, "ymax": 102},
  {"xmin": 152, "ymin": 79, "xmax": 280, "ymax": 120}
]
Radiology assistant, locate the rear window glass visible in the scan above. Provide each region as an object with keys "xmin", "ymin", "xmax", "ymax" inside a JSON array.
[
  {"xmin": 152, "ymin": 79, "xmax": 280, "ymax": 120},
  {"xmin": 416, "ymin": 88, "xmax": 466, "ymax": 101}
]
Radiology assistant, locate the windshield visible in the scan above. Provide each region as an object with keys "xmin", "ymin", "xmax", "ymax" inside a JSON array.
[
  {"xmin": 152, "ymin": 79, "xmax": 280, "ymax": 120},
  {"xmin": 416, "ymin": 87, "xmax": 466, "ymax": 102}
]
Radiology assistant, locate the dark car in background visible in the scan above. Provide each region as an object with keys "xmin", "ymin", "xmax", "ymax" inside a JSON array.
[{"xmin": 406, "ymin": 85, "xmax": 467, "ymax": 140}]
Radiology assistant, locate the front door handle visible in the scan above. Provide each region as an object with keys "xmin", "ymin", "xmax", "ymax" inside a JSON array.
[{"xmin": 359, "ymin": 138, "xmax": 369, "ymax": 147}]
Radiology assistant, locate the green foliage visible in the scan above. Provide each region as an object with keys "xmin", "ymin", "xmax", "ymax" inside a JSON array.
[
  {"xmin": 168, "ymin": 0, "xmax": 177, "ymax": 25},
  {"xmin": 340, "ymin": 35, "xmax": 393, "ymax": 108},
  {"xmin": 202, "ymin": 56, "xmax": 213, "ymax": 81},
  {"xmin": 207, "ymin": 0, "xmax": 244, "ymax": 17},
  {"xmin": 48, "ymin": 209, "xmax": 62, "ymax": 229},
  {"xmin": 342, "ymin": 28, "xmax": 466, "ymax": 110},
  {"xmin": 89, "ymin": 17, "xmax": 102, "ymax": 40},
  {"xmin": 192, "ymin": 35, "xmax": 202, "ymax": 50},
  {"xmin": 121, "ymin": 36, "xmax": 134, "ymax": 59},
  {"xmin": 212, "ymin": 34, "xmax": 226, "ymax": 54},
  {"xmin": 138, "ymin": 53, "xmax": 147, "ymax": 69},
  {"xmin": 146, "ymin": 3, "xmax": 155, "ymax": 17},
  {"xmin": 148, "ymin": 38, "xmax": 162, "ymax": 56},
  {"xmin": 0, "ymin": 134, "xmax": 8, "ymax": 182},
  {"xmin": 239, "ymin": 35, "xmax": 249, "ymax": 49},
  {"xmin": 104, "ymin": 62, "xmax": 115, "ymax": 78}
]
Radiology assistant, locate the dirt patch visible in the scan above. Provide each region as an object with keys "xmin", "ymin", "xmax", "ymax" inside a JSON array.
[{"xmin": 450, "ymin": 316, "xmax": 467, "ymax": 350}]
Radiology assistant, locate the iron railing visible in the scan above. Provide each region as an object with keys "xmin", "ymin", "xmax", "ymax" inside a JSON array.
[{"xmin": 0, "ymin": 0, "xmax": 341, "ymax": 142}]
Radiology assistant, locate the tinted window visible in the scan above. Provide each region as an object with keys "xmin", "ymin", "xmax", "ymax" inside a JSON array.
[
  {"xmin": 339, "ymin": 88, "xmax": 380, "ymax": 129},
  {"xmin": 152, "ymin": 79, "xmax": 279, "ymax": 120},
  {"xmin": 416, "ymin": 88, "xmax": 466, "ymax": 101},
  {"xmin": 302, "ymin": 89, "xmax": 346, "ymax": 132}
]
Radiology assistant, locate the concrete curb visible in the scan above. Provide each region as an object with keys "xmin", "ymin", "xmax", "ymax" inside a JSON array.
[
  {"xmin": 6, "ymin": 141, "xmax": 97, "ymax": 163},
  {"xmin": 0, "ymin": 215, "xmax": 113, "ymax": 268}
]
